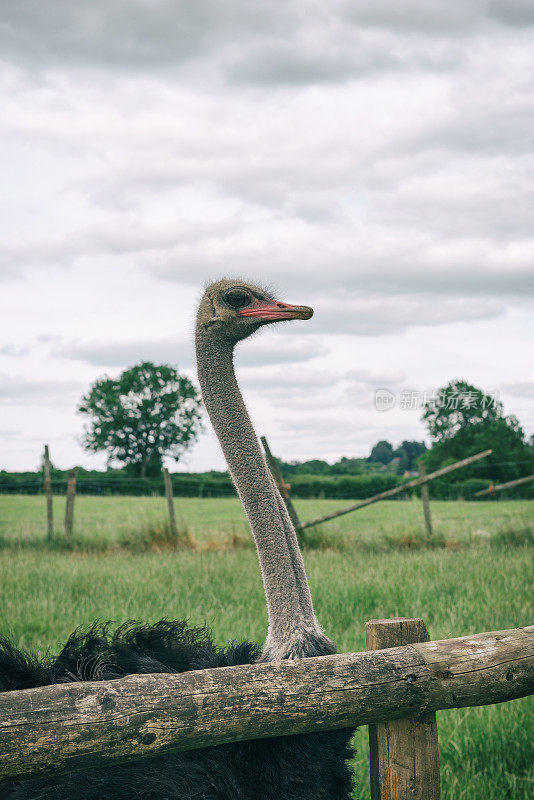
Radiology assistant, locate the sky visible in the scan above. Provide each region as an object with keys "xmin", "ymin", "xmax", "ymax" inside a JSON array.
[{"xmin": 1, "ymin": 0, "xmax": 533, "ymax": 473}]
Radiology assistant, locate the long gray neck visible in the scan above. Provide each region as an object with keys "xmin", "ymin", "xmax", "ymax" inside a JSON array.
[{"xmin": 196, "ymin": 328, "xmax": 333, "ymax": 660}]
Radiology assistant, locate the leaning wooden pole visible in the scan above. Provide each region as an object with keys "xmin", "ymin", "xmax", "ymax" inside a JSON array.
[
  {"xmin": 366, "ymin": 618, "xmax": 440, "ymax": 800},
  {"xmin": 260, "ymin": 435, "xmax": 303, "ymax": 543},
  {"xmin": 0, "ymin": 625, "xmax": 532, "ymax": 782},
  {"xmin": 473, "ymin": 474, "xmax": 534, "ymax": 498},
  {"xmin": 43, "ymin": 444, "xmax": 53, "ymax": 541},
  {"xmin": 162, "ymin": 468, "xmax": 179, "ymax": 539},
  {"xmin": 300, "ymin": 449, "xmax": 492, "ymax": 530},
  {"xmin": 64, "ymin": 468, "xmax": 77, "ymax": 538}
]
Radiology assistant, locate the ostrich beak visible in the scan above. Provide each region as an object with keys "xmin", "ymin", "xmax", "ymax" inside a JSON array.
[{"xmin": 238, "ymin": 300, "xmax": 313, "ymax": 321}]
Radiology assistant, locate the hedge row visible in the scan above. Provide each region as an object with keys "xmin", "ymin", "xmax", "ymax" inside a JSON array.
[
  {"xmin": 0, "ymin": 471, "xmax": 403, "ymax": 499},
  {"xmin": 286, "ymin": 473, "xmax": 403, "ymax": 499},
  {"xmin": 1, "ymin": 468, "xmax": 532, "ymax": 500},
  {"xmin": 0, "ymin": 470, "xmax": 235, "ymax": 498}
]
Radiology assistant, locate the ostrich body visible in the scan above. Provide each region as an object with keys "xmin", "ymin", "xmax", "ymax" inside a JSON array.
[{"xmin": 0, "ymin": 280, "xmax": 355, "ymax": 799}]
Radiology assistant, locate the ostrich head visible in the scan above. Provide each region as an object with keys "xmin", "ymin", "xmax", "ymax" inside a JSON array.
[{"xmin": 196, "ymin": 278, "xmax": 313, "ymax": 343}]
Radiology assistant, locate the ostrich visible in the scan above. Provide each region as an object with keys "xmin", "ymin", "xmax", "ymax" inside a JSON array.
[{"xmin": 0, "ymin": 279, "xmax": 355, "ymax": 800}]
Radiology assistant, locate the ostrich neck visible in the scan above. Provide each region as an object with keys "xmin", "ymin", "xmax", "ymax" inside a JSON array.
[{"xmin": 196, "ymin": 329, "xmax": 331, "ymax": 659}]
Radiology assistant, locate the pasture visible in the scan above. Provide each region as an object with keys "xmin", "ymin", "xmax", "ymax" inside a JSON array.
[{"xmin": 0, "ymin": 495, "xmax": 533, "ymax": 799}]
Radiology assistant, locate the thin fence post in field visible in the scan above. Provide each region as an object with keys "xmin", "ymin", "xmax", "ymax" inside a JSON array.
[
  {"xmin": 64, "ymin": 468, "xmax": 77, "ymax": 538},
  {"xmin": 43, "ymin": 444, "xmax": 53, "ymax": 541},
  {"xmin": 162, "ymin": 468, "xmax": 179, "ymax": 539},
  {"xmin": 300, "ymin": 448, "xmax": 491, "ymax": 531},
  {"xmin": 260, "ymin": 435, "xmax": 304, "ymax": 545},
  {"xmin": 366, "ymin": 617, "xmax": 441, "ymax": 800},
  {"xmin": 419, "ymin": 462, "xmax": 433, "ymax": 539}
]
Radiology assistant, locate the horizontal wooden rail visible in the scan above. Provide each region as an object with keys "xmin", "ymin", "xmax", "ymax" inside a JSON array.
[
  {"xmin": 0, "ymin": 625, "xmax": 532, "ymax": 782},
  {"xmin": 299, "ymin": 449, "xmax": 492, "ymax": 530},
  {"xmin": 473, "ymin": 473, "xmax": 534, "ymax": 497}
]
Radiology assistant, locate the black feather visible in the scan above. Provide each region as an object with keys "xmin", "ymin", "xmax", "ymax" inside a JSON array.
[{"xmin": 0, "ymin": 621, "xmax": 355, "ymax": 799}]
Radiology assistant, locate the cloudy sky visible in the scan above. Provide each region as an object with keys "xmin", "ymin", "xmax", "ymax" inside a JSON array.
[{"xmin": 1, "ymin": 1, "xmax": 533, "ymax": 473}]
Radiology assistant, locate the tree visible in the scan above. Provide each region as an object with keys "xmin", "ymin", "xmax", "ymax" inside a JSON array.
[
  {"xmin": 392, "ymin": 440, "xmax": 427, "ymax": 473},
  {"xmin": 421, "ymin": 380, "xmax": 534, "ymax": 483},
  {"xmin": 368, "ymin": 440, "xmax": 394, "ymax": 465},
  {"xmin": 422, "ymin": 379, "xmax": 502, "ymax": 442},
  {"xmin": 78, "ymin": 362, "xmax": 203, "ymax": 478}
]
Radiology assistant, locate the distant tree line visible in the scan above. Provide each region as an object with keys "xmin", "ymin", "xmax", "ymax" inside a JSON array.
[{"xmin": 275, "ymin": 440, "xmax": 427, "ymax": 478}]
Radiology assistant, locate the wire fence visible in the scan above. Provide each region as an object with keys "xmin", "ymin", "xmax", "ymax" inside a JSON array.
[{"xmin": 1, "ymin": 459, "xmax": 534, "ymax": 500}]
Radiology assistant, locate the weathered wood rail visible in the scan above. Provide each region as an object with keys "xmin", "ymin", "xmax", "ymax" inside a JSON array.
[
  {"xmin": 0, "ymin": 625, "xmax": 532, "ymax": 782},
  {"xmin": 473, "ymin": 473, "xmax": 534, "ymax": 497}
]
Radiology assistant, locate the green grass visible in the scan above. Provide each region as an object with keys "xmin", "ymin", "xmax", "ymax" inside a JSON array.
[
  {"xmin": 0, "ymin": 495, "xmax": 533, "ymax": 798},
  {"xmin": 1, "ymin": 494, "xmax": 533, "ymax": 550}
]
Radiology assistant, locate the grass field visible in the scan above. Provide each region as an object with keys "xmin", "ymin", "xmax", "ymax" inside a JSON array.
[
  {"xmin": 0, "ymin": 495, "xmax": 533, "ymax": 798},
  {"xmin": 1, "ymin": 494, "xmax": 534, "ymax": 549}
]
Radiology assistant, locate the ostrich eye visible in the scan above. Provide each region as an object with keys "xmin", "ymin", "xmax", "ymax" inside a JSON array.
[{"xmin": 223, "ymin": 288, "xmax": 252, "ymax": 309}]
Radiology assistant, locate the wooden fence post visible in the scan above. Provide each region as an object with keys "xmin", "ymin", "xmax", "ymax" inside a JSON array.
[
  {"xmin": 162, "ymin": 468, "xmax": 179, "ymax": 539},
  {"xmin": 43, "ymin": 444, "xmax": 53, "ymax": 541},
  {"xmin": 419, "ymin": 463, "xmax": 433, "ymax": 539},
  {"xmin": 366, "ymin": 617, "xmax": 440, "ymax": 800},
  {"xmin": 260, "ymin": 435, "xmax": 303, "ymax": 544},
  {"xmin": 64, "ymin": 468, "xmax": 77, "ymax": 538},
  {"xmin": 300, "ymin": 449, "xmax": 491, "ymax": 531}
]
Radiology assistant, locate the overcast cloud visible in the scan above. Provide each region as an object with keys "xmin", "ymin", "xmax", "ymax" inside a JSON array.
[{"xmin": 0, "ymin": 1, "xmax": 532, "ymax": 471}]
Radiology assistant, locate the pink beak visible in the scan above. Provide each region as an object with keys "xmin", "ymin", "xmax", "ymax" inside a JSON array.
[{"xmin": 238, "ymin": 299, "xmax": 313, "ymax": 321}]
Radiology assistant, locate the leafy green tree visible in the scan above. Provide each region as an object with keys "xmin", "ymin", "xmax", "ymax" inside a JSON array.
[
  {"xmin": 422, "ymin": 379, "xmax": 502, "ymax": 442},
  {"xmin": 392, "ymin": 440, "xmax": 427, "ymax": 473},
  {"xmin": 368, "ymin": 440, "xmax": 394, "ymax": 465},
  {"xmin": 422, "ymin": 380, "xmax": 534, "ymax": 482},
  {"xmin": 78, "ymin": 362, "xmax": 203, "ymax": 478}
]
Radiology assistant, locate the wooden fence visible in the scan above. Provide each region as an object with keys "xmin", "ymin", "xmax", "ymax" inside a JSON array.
[{"xmin": 0, "ymin": 620, "xmax": 532, "ymax": 797}]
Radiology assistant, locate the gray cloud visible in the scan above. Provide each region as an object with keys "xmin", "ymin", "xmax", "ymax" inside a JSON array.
[
  {"xmin": 53, "ymin": 338, "xmax": 193, "ymax": 368},
  {"xmin": 311, "ymin": 296, "xmax": 506, "ymax": 336},
  {"xmin": 276, "ymin": 413, "xmax": 423, "ymax": 449},
  {"xmin": 52, "ymin": 333, "xmax": 326, "ymax": 369},
  {"xmin": 2, "ymin": 1, "xmax": 532, "ymax": 79},
  {"xmin": 344, "ymin": 1, "xmax": 534, "ymax": 34},
  {"xmin": 0, "ymin": 219, "xmax": 236, "ymax": 273},
  {"xmin": 241, "ymin": 368, "xmax": 336, "ymax": 394},
  {"xmin": 0, "ymin": 429, "xmax": 22, "ymax": 440},
  {"xmin": 500, "ymin": 381, "xmax": 534, "ymax": 398},
  {"xmin": 344, "ymin": 368, "xmax": 406, "ymax": 386},
  {"xmin": 0, "ymin": 375, "xmax": 83, "ymax": 404},
  {"xmin": 0, "ymin": 1, "xmax": 280, "ymax": 72},
  {"xmin": 226, "ymin": 39, "xmax": 404, "ymax": 87},
  {"xmin": 0, "ymin": 344, "xmax": 30, "ymax": 356},
  {"xmin": 242, "ymin": 365, "xmax": 405, "ymax": 394},
  {"xmin": 488, "ymin": 0, "xmax": 534, "ymax": 27},
  {"xmin": 236, "ymin": 335, "xmax": 328, "ymax": 367},
  {"xmin": 146, "ymin": 244, "xmax": 534, "ymax": 300}
]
